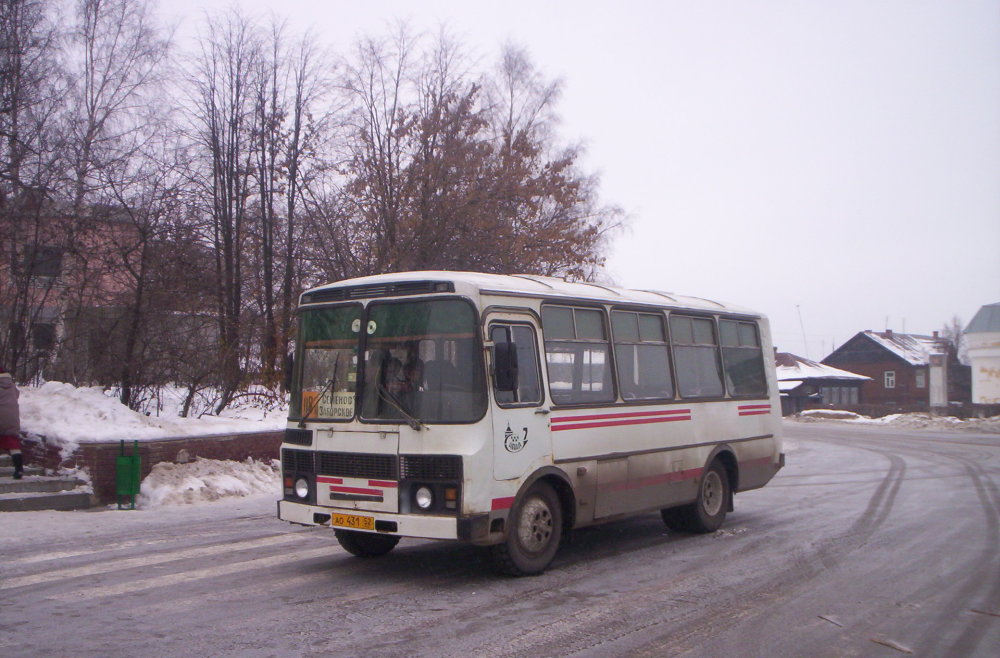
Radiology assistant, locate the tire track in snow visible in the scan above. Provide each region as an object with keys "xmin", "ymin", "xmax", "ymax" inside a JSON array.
[
  {"xmin": 806, "ymin": 428, "xmax": 1000, "ymax": 656},
  {"xmin": 435, "ymin": 437, "xmax": 912, "ymax": 658}
]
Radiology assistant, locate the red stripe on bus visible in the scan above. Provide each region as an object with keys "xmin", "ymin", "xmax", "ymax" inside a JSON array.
[
  {"xmin": 368, "ymin": 480, "xmax": 398, "ymax": 488},
  {"xmin": 551, "ymin": 409, "xmax": 691, "ymax": 424},
  {"xmin": 738, "ymin": 404, "xmax": 771, "ymax": 416},
  {"xmin": 316, "ymin": 476, "xmax": 343, "ymax": 484},
  {"xmin": 491, "ymin": 497, "xmax": 515, "ymax": 511},
  {"xmin": 329, "ymin": 485, "xmax": 383, "ymax": 496},
  {"xmin": 552, "ymin": 415, "xmax": 691, "ymax": 431}
]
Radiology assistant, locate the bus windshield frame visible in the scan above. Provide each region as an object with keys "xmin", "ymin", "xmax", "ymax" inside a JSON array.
[{"xmin": 291, "ymin": 297, "xmax": 487, "ymax": 425}]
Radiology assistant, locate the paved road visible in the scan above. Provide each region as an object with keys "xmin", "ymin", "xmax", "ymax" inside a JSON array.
[{"xmin": 2, "ymin": 421, "xmax": 998, "ymax": 656}]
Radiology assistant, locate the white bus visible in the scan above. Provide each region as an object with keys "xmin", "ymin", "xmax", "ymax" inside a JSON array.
[{"xmin": 278, "ymin": 271, "xmax": 784, "ymax": 575}]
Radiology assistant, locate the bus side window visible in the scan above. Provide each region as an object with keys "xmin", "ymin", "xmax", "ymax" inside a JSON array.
[
  {"xmin": 719, "ymin": 319, "xmax": 767, "ymax": 397},
  {"xmin": 491, "ymin": 324, "xmax": 542, "ymax": 406},
  {"xmin": 541, "ymin": 306, "xmax": 615, "ymax": 405},
  {"xmin": 611, "ymin": 310, "xmax": 673, "ymax": 400},
  {"xmin": 669, "ymin": 315, "xmax": 725, "ymax": 399}
]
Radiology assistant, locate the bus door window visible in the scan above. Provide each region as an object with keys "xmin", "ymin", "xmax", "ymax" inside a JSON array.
[{"xmin": 490, "ymin": 324, "xmax": 542, "ymax": 406}]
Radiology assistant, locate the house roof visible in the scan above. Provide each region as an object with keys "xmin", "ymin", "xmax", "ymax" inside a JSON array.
[
  {"xmin": 858, "ymin": 330, "xmax": 949, "ymax": 366},
  {"xmin": 775, "ymin": 352, "xmax": 870, "ymax": 382},
  {"xmin": 966, "ymin": 302, "xmax": 1000, "ymax": 334}
]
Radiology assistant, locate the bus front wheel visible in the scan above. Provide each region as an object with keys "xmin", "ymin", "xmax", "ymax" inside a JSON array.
[
  {"xmin": 335, "ymin": 529, "xmax": 401, "ymax": 557},
  {"xmin": 661, "ymin": 461, "xmax": 730, "ymax": 534},
  {"xmin": 491, "ymin": 481, "xmax": 562, "ymax": 576}
]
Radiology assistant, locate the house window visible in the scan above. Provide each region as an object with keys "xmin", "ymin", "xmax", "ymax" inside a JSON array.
[
  {"xmin": 25, "ymin": 245, "xmax": 64, "ymax": 279},
  {"xmin": 884, "ymin": 371, "xmax": 896, "ymax": 389},
  {"xmin": 915, "ymin": 370, "xmax": 926, "ymax": 389},
  {"xmin": 32, "ymin": 323, "xmax": 56, "ymax": 352}
]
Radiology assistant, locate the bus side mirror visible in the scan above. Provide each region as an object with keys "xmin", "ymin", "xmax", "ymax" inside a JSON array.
[
  {"xmin": 284, "ymin": 352, "xmax": 295, "ymax": 391},
  {"xmin": 493, "ymin": 334, "xmax": 518, "ymax": 393}
]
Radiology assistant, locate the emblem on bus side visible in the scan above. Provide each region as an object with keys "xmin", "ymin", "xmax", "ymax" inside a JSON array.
[{"xmin": 504, "ymin": 423, "xmax": 528, "ymax": 453}]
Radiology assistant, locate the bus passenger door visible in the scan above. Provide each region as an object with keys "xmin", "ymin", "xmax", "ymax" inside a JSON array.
[{"xmin": 487, "ymin": 317, "xmax": 550, "ymax": 481}]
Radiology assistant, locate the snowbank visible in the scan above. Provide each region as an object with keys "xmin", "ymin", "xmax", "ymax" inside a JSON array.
[
  {"xmin": 793, "ymin": 409, "xmax": 1000, "ymax": 433},
  {"xmin": 138, "ymin": 457, "xmax": 280, "ymax": 508},
  {"xmin": 20, "ymin": 381, "xmax": 288, "ymax": 457},
  {"xmin": 9, "ymin": 381, "xmax": 288, "ymax": 509}
]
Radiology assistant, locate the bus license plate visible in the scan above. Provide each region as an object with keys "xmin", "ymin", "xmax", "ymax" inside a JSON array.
[{"xmin": 331, "ymin": 513, "xmax": 375, "ymax": 530}]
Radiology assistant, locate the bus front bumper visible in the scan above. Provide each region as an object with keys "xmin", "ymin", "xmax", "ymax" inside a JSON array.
[{"xmin": 277, "ymin": 500, "xmax": 492, "ymax": 543}]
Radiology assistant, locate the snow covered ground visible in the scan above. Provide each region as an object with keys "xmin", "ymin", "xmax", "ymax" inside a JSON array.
[
  {"xmin": 15, "ymin": 381, "xmax": 287, "ymax": 510},
  {"xmin": 792, "ymin": 408, "xmax": 1000, "ymax": 433},
  {"xmin": 20, "ymin": 382, "xmax": 288, "ymax": 458}
]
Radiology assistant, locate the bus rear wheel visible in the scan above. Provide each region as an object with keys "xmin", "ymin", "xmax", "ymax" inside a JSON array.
[
  {"xmin": 661, "ymin": 461, "xmax": 730, "ymax": 534},
  {"xmin": 335, "ymin": 529, "xmax": 400, "ymax": 557},
  {"xmin": 491, "ymin": 481, "xmax": 562, "ymax": 576}
]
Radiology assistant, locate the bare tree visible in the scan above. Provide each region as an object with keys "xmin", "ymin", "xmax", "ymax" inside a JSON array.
[
  {"xmin": 277, "ymin": 32, "xmax": 334, "ymax": 381},
  {"xmin": 482, "ymin": 44, "xmax": 621, "ymax": 280},
  {"xmin": 64, "ymin": 0, "xmax": 170, "ymax": 211},
  {"xmin": 333, "ymin": 33, "xmax": 621, "ymax": 281},
  {"xmin": 941, "ymin": 315, "xmax": 968, "ymax": 365},
  {"xmin": 248, "ymin": 23, "xmax": 333, "ymax": 387},
  {"xmin": 342, "ymin": 27, "xmax": 414, "ymax": 274},
  {"xmin": 187, "ymin": 8, "xmax": 262, "ymax": 412},
  {"xmin": 0, "ymin": 0, "xmax": 65, "ymax": 378}
]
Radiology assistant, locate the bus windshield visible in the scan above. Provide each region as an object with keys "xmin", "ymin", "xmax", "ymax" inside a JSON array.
[
  {"xmin": 361, "ymin": 298, "xmax": 486, "ymax": 423},
  {"xmin": 294, "ymin": 304, "xmax": 362, "ymax": 421},
  {"xmin": 292, "ymin": 298, "xmax": 486, "ymax": 424}
]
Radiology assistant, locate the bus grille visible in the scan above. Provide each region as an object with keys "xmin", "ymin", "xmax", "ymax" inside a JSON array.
[
  {"xmin": 400, "ymin": 455, "xmax": 462, "ymax": 480},
  {"xmin": 316, "ymin": 452, "xmax": 398, "ymax": 480},
  {"xmin": 282, "ymin": 449, "xmax": 314, "ymax": 473}
]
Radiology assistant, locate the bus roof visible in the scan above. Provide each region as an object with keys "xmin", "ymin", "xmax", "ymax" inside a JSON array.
[{"xmin": 301, "ymin": 270, "xmax": 763, "ymax": 317}]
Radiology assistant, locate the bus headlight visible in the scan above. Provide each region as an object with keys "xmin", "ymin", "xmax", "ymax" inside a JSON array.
[
  {"xmin": 294, "ymin": 477, "xmax": 310, "ymax": 500},
  {"xmin": 415, "ymin": 486, "xmax": 433, "ymax": 510}
]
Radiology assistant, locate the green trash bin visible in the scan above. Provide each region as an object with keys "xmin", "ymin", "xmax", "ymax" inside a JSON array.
[{"xmin": 116, "ymin": 440, "xmax": 141, "ymax": 510}]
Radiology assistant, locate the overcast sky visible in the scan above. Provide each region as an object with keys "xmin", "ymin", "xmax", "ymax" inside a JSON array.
[{"xmin": 170, "ymin": 0, "xmax": 1000, "ymax": 359}]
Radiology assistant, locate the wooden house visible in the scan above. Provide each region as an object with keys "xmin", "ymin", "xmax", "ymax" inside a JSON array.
[
  {"xmin": 775, "ymin": 352, "xmax": 869, "ymax": 415},
  {"xmin": 822, "ymin": 329, "xmax": 968, "ymax": 410}
]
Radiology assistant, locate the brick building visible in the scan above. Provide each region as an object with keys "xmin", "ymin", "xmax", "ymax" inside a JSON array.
[{"xmin": 822, "ymin": 329, "xmax": 970, "ymax": 411}]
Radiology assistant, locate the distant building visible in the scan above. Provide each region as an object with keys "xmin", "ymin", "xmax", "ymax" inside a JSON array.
[
  {"xmin": 823, "ymin": 329, "xmax": 969, "ymax": 410},
  {"xmin": 775, "ymin": 352, "xmax": 870, "ymax": 415},
  {"xmin": 965, "ymin": 303, "xmax": 1000, "ymax": 405}
]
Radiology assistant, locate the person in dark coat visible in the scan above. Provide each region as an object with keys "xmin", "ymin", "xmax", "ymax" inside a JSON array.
[{"xmin": 0, "ymin": 367, "xmax": 23, "ymax": 479}]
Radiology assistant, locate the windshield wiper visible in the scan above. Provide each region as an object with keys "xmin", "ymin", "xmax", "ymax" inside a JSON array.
[
  {"xmin": 298, "ymin": 355, "xmax": 341, "ymax": 428},
  {"xmin": 298, "ymin": 376, "xmax": 336, "ymax": 429},
  {"xmin": 376, "ymin": 382, "xmax": 427, "ymax": 432}
]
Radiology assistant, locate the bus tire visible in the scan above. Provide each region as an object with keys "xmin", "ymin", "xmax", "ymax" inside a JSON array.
[
  {"xmin": 334, "ymin": 529, "xmax": 400, "ymax": 557},
  {"xmin": 491, "ymin": 481, "xmax": 562, "ymax": 576},
  {"xmin": 661, "ymin": 461, "xmax": 729, "ymax": 534}
]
